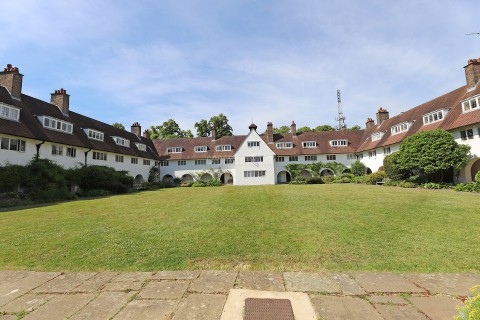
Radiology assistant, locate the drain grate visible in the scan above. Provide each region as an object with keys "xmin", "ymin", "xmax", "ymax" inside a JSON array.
[{"xmin": 243, "ymin": 298, "xmax": 295, "ymax": 320}]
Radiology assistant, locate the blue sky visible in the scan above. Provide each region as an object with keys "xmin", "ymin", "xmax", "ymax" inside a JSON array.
[{"xmin": 1, "ymin": 0, "xmax": 479, "ymax": 135}]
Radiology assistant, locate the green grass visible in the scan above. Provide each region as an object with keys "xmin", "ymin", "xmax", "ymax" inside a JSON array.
[{"xmin": 1, "ymin": 184, "xmax": 479, "ymax": 272}]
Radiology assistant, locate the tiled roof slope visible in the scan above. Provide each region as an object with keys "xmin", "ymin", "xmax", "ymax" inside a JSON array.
[{"xmin": 0, "ymin": 88, "xmax": 159, "ymax": 160}]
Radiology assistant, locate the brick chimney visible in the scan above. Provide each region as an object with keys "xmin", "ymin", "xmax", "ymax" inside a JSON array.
[
  {"xmin": 211, "ymin": 124, "xmax": 216, "ymax": 141},
  {"xmin": 50, "ymin": 88, "xmax": 70, "ymax": 114},
  {"xmin": 376, "ymin": 108, "xmax": 389, "ymax": 125},
  {"xmin": 266, "ymin": 122, "xmax": 273, "ymax": 143},
  {"xmin": 131, "ymin": 122, "xmax": 141, "ymax": 138},
  {"xmin": 465, "ymin": 58, "xmax": 480, "ymax": 89},
  {"xmin": 365, "ymin": 117, "xmax": 375, "ymax": 129},
  {"xmin": 290, "ymin": 121, "xmax": 297, "ymax": 137},
  {"xmin": 0, "ymin": 64, "xmax": 23, "ymax": 100},
  {"xmin": 143, "ymin": 129, "xmax": 150, "ymax": 140}
]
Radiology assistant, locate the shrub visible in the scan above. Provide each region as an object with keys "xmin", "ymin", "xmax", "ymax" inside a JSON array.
[
  {"xmin": 141, "ymin": 182, "xmax": 167, "ymax": 190},
  {"xmin": 321, "ymin": 176, "xmax": 335, "ymax": 184},
  {"xmin": 351, "ymin": 175, "xmax": 367, "ymax": 184},
  {"xmin": 454, "ymin": 182, "xmax": 480, "ymax": 193},
  {"xmin": 191, "ymin": 178, "xmax": 223, "ymax": 187},
  {"xmin": 180, "ymin": 181, "xmax": 194, "ymax": 187},
  {"xmin": 289, "ymin": 180, "xmax": 306, "ymax": 185},
  {"xmin": 334, "ymin": 177, "xmax": 351, "ymax": 183},
  {"xmin": 364, "ymin": 171, "xmax": 386, "ymax": 185},
  {"xmin": 420, "ymin": 182, "xmax": 453, "ymax": 190},
  {"xmin": 398, "ymin": 181, "xmax": 417, "ymax": 188},
  {"xmin": 475, "ymin": 171, "xmax": 480, "ymax": 183},
  {"xmin": 306, "ymin": 177, "xmax": 324, "ymax": 184},
  {"xmin": 0, "ymin": 164, "xmax": 27, "ymax": 192},
  {"xmin": 350, "ymin": 160, "xmax": 367, "ymax": 176},
  {"xmin": 454, "ymin": 285, "xmax": 480, "ymax": 320},
  {"xmin": 74, "ymin": 165, "xmax": 134, "ymax": 195},
  {"xmin": 383, "ymin": 152, "xmax": 408, "ymax": 181},
  {"xmin": 383, "ymin": 180, "xmax": 400, "ymax": 187}
]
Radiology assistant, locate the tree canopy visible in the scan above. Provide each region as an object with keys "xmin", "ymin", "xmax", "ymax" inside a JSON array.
[
  {"xmin": 149, "ymin": 119, "xmax": 193, "ymax": 140},
  {"xmin": 194, "ymin": 113, "xmax": 233, "ymax": 138},
  {"xmin": 273, "ymin": 126, "xmax": 290, "ymax": 134},
  {"xmin": 315, "ymin": 125, "xmax": 335, "ymax": 132},
  {"xmin": 112, "ymin": 122, "xmax": 125, "ymax": 130}
]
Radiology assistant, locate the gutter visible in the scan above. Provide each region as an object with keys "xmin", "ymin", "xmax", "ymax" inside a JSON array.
[{"xmin": 84, "ymin": 148, "xmax": 92, "ymax": 167}]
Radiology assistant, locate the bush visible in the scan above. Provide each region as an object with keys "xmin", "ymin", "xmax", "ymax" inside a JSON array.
[
  {"xmin": 73, "ymin": 165, "xmax": 134, "ymax": 195},
  {"xmin": 141, "ymin": 182, "xmax": 167, "ymax": 190},
  {"xmin": 0, "ymin": 164, "xmax": 27, "ymax": 192},
  {"xmin": 454, "ymin": 182, "xmax": 480, "ymax": 193},
  {"xmin": 398, "ymin": 181, "xmax": 417, "ymax": 188},
  {"xmin": 475, "ymin": 171, "xmax": 480, "ymax": 183},
  {"xmin": 364, "ymin": 171, "xmax": 386, "ymax": 185},
  {"xmin": 350, "ymin": 160, "xmax": 367, "ymax": 176},
  {"xmin": 180, "ymin": 181, "xmax": 194, "ymax": 187},
  {"xmin": 351, "ymin": 175, "xmax": 367, "ymax": 184},
  {"xmin": 455, "ymin": 285, "xmax": 480, "ymax": 320},
  {"xmin": 383, "ymin": 152, "xmax": 408, "ymax": 181},
  {"xmin": 289, "ymin": 180, "xmax": 306, "ymax": 185},
  {"xmin": 322, "ymin": 176, "xmax": 335, "ymax": 184},
  {"xmin": 191, "ymin": 178, "xmax": 223, "ymax": 187},
  {"xmin": 420, "ymin": 182, "xmax": 453, "ymax": 190},
  {"xmin": 334, "ymin": 177, "xmax": 351, "ymax": 183},
  {"xmin": 306, "ymin": 177, "xmax": 324, "ymax": 184}
]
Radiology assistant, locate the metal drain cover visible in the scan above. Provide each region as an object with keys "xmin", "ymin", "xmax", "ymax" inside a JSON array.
[{"xmin": 243, "ymin": 298, "xmax": 295, "ymax": 320}]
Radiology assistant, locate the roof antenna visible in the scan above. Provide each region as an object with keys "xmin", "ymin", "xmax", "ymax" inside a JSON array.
[
  {"xmin": 335, "ymin": 89, "xmax": 347, "ymax": 130},
  {"xmin": 465, "ymin": 32, "xmax": 480, "ymax": 36}
]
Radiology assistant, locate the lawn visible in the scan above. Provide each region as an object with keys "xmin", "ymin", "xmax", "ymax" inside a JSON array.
[{"xmin": 0, "ymin": 184, "xmax": 479, "ymax": 272}]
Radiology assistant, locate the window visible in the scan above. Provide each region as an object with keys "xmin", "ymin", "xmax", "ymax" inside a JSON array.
[
  {"xmin": 347, "ymin": 154, "xmax": 356, "ymax": 160},
  {"xmin": 195, "ymin": 159, "xmax": 206, "ymax": 165},
  {"xmin": 276, "ymin": 142, "xmax": 293, "ymax": 149},
  {"xmin": 368, "ymin": 150, "xmax": 377, "ymax": 157},
  {"xmin": 326, "ymin": 155, "xmax": 336, "ymax": 161},
  {"xmin": 305, "ymin": 155, "xmax": 317, "ymax": 161},
  {"xmin": 245, "ymin": 156, "xmax": 263, "ymax": 162},
  {"xmin": 225, "ymin": 158, "xmax": 235, "ymax": 164},
  {"xmin": 244, "ymin": 170, "xmax": 266, "ymax": 178},
  {"xmin": 115, "ymin": 155, "xmax": 124, "ymax": 163},
  {"xmin": 41, "ymin": 116, "xmax": 73, "ymax": 134},
  {"xmin": 66, "ymin": 147, "xmax": 76, "ymax": 158},
  {"xmin": 0, "ymin": 103, "xmax": 20, "ymax": 121},
  {"xmin": 92, "ymin": 151, "xmax": 107, "ymax": 161},
  {"xmin": 211, "ymin": 159, "xmax": 221, "ymax": 164},
  {"xmin": 178, "ymin": 160, "xmax": 186, "ymax": 166},
  {"xmin": 423, "ymin": 109, "xmax": 448, "ymax": 125},
  {"xmin": 247, "ymin": 141, "xmax": 260, "ymax": 147},
  {"xmin": 0, "ymin": 138, "xmax": 25, "ymax": 152},
  {"xmin": 85, "ymin": 129, "xmax": 104, "ymax": 141},
  {"xmin": 215, "ymin": 145, "xmax": 232, "ymax": 151},
  {"xmin": 160, "ymin": 161, "xmax": 169, "ymax": 166},
  {"xmin": 112, "ymin": 136, "xmax": 130, "ymax": 147},
  {"xmin": 391, "ymin": 122, "xmax": 411, "ymax": 135},
  {"xmin": 143, "ymin": 159, "xmax": 151, "ymax": 166},
  {"xmin": 51, "ymin": 145, "xmax": 63, "ymax": 156},
  {"xmin": 329, "ymin": 140, "xmax": 348, "ymax": 147},
  {"xmin": 194, "ymin": 146, "xmax": 207, "ymax": 152},
  {"xmin": 275, "ymin": 156, "xmax": 285, "ymax": 162},
  {"xmin": 383, "ymin": 147, "xmax": 391, "ymax": 155},
  {"xmin": 167, "ymin": 147, "xmax": 182, "ymax": 154},
  {"xmin": 302, "ymin": 141, "xmax": 316, "ymax": 148},
  {"xmin": 462, "ymin": 96, "xmax": 479, "ymax": 113},
  {"xmin": 289, "ymin": 156, "xmax": 298, "ymax": 162},
  {"xmin": 460, "ymin": 129, "xmax": 474, "ymax": 140},
  {"xmin": 131, "ymin": 157, "xmax": 138, "ymax": 164},
  {"xmin": 135, "ymin": 143, "xmax": 147, "ymax": 151},
  {"xmin": 357, "ymin": 153, "xmax": 364, "ymax": 159},
  {"xmin": 371, "ymin": 132, "xmax": 385, "ymax": 141}
]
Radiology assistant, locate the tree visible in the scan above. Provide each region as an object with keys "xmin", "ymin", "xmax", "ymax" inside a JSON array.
[
  {"xmin": 314, "ymin": 125, "xmax": 335, "ymax": 132},
  {"xmin": 149, "ymin": 119, "xmax": 193, "ymax": 140},
  {"xmin": 273, "ymin": 126, "xmax": 290, "ymax": 134},
  {"xmin": 297, "ymin": 126, "xmax": 312, "ymax": 134},
  {"xmin": 194, "ymin": 113, "xmax": 233, "ymax": 138},
  {"xmin": 396, "ymin": 129, "xmax": 470, "ymax": 182},
  {"xmin": 383, "ymin": 152, "xmax": 408, "ymax": 181},
  {"xmin": 346, "ymin": 125, "xmax": 361, "ymax": 130},
  {"xmin": 112, "ymin": 122, "xmax": 125, "ymax": 130},
  {"xmin": 350, "ymin": 160, "xmax": 367, "ymax": 176}
]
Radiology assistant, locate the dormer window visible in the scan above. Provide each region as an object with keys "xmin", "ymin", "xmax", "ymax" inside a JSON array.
[
  {"xmin": 391, "ymin": 121, "xmax": 412, "ymax": 135},
  {"xmin": 194, "ymin": 145, "xmax": 207, "ymax": 152},
  {"xmin": 85, "ymin": 128, "xmax": 104, "ymax": 141},
  {"xmin": 135, "ymin": 143, "xmax": 147, "ymax": 151},
  {"xmin": 423, "ymin": 109, "xmax": 448, "ymax": 125},
  {"xmin": 0, "ymin": 103, "xmax": 20, "ymax": 121},
  {"xmin": 329, "ymin": 140, "xmax": 348, "ymax": 147},
  {"xmin": 371, "ymin": 131, "xmax": 385, "ymax": 141},
  {"xmin": 112, "ymin": 136, "xmax": 130, "ymax": 147},
  {"xmin": 276, "ymin": 142, "xmax": 293, "ymax": 149},
  {"xmin": 40, "ymin": 116, "xmax": 73, "ymax": 134},
  {"xmin": 462, "ymin": 96, "xmax": 479, "ymax": 113},
  {"xmin": 167, "ymin": 147, "xmax": 183, "ymax": 154},
  {"xmin": 302, "ymin": 141, "xmax": 316, "ymax": 148},
  {"xmin": 247, "ymin": 141, "xmax": 260, "ymax": 147},
  {"xmin": 216, "ymin": 145, "xmax": 232, "ymax": 151}
]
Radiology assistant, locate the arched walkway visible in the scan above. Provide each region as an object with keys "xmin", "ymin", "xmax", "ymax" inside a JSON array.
[
  {"xmin": 276, "ymin": 171, "xmax": 291, "ymax": 184},
  {"xmin": 378, "ymin": 166, "xmax": 384, "ymax": 171},
  {"xmin": 200, "ymin": 173, "xmax": 213, "ymax": 181},
  {"xmin": 366, "ymin": 168, "xmax": 373, "ymax": 174},
  {"xmin": 471, "ymin": 158, "xmax": 480, "ymax": 181},
  {"xmin": 299, "ymin": 170, "xmax": 312, "ymax": 179},
  {"xmin": 343, "ymin": 168, "xmax": 351, "ymax": 174},
  {"xmin": 320, "ymin": 168, "xmax": 335, "ymax": 176},
  {"xmin": 182, "ymin": 174, "xmax": 194, "ymax": 182},
  {"xmin": 134, "ymin": 174, "xmax": 144, "ymax": 185},
  {"xmin": 220, "ymin": 173, "xmax": 234, "ymax": 185},
  {"xmin": 162, "ymin": 174, "xmax": 174, "ymax": 183}
]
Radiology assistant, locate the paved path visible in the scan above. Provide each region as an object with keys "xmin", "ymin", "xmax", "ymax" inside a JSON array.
[{"xmin": 0, "ymin": 270, "xmax": 479, "ymax": 319}]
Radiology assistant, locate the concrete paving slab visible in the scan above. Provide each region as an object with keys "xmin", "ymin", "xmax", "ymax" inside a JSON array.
[
  {"xmin": 189, "ymin": 270, "xmax": 237, "ymax": 294},
  {"xmin": 172, "ymin": 293, "xmax": 226, "ymax": 320},
  {"xmin": 332, "ymin": 274, "xmax": 366, "ymax": 295},
  {"xmin": 221, "ymin": 289, "xmax": 317, "ymax": 320},
  {"xmin": 152, "ymin": 271, "xmax": 200, "ymax": 280},
  {"xmin": 110, "ymin": 272, "xmax": 153, "ymax": 282},
  {"xmin": 237, "ymin": 271, "xmax": 285, "ymax": 291},
  {"xmin": 70, "ymin": 292, "xmax": 131, "ymax": 320},
  {"xmin": 375, "ymin": 304, "xmax": 427, "ymax": 320},
  {"xmin": 102, "ymin": 281, "xmax": 143, "ymax": 292},
  {"xmin": 113, "ymin": 299, "xmax": 177, "ymax": 320},
  {"xmin": 0, "ymin": 270, "xmax": 29, "ymax": 283},
  {"xmin": 368, "ymin": 295, "xmax": 408, "ymax": 305},
  {"xmin": 22, "ymin": 293, "xmax": 95, "ymax": 320},
  {"xmin": 32, "ymin": 272, "xmax": 96, "ymax": 293},
  {"xmin": 0, "ymin": 293, "xmax": 52, "ymax": 313},
  {"xmin": 284, "ymin": 272, "xmax": 341, "ymax": 293},
  {"xmin": 139, "ymin": 280, "xmax": 189, "ymax": 300},
  {"xmin": 409, "ymin": 296, "xmax": 463, "ymax": 320},
  {"xmin": 0, "ymin": 272, "xmax": 60, "ymax": 306},
  {"xmin": 72, "ymin": 272, "xmax": 118, "ymax": 292},
  {"xmin": 350, "ymin": 273, "xmax": 425, "ymax": 293},
  {"xmin": 404, "ymin": 273, "xmax": 480, "ymax": 296},
  {"xmin": 0, "ymin": 315, "xmax": 16, "ymax": 320},
  {"xmin": 310, "ymin": 296, "xmax": 384, "ymax": 320}
]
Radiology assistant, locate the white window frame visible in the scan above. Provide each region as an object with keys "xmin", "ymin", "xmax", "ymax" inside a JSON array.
[
  {"xmin": 85, "ymin": 128, "xmax": 104, "ymax": 141},
  {"xmin": 329, "ymin": 140, "xmax": 348, "ymax": 147},
  {"xmin": 51, "ymin": 145, "xmax": 63, "ymax": 156},
  {"xmin": 225, "ymin": 158, "xmax": 235, "ymax": 164},
  {"xmin": 244, "ymin": 170, "xmax": 266, "ymax": 178},
  {"xmin": 167, "ymin": 147, "xmax": 183, "ymax": 154},
  {"xmin": 211, "ymin": 158, "xmax": 221, "ymax": 164},
  {"xmin": 131, "ymin": 157, "xmax": 138, "ymax": 164},
  {"xmin": 194, "ymin": 145, "xmax": 208, "ymax": 152},
  {"xmin": 302, "ymin": 141, "xmax": 316, "ymax": 148},
  {"xmin": 383, "ymin": 147, "xmax": 391, "ymax": 155},
  {"xmin": 143, "ymin": 159, "xmax": 151, "ymax": 166},
  {"xmin": 245, "ymin": 156, "xmax": 263, "ymax": 162},
  {"xmin": 0, "ymin": 103, "xmax": 20, "ymax": 121},
  {"xmin": 92, "ymin": 151, "xmax": 107, "ymax": 161},
  {"xmin": 1, "ymin": 137, "xmax": 26, "ymax": 152},
  {"xmin": 247, "ymin": 141, "xmax": 260, "ymax": 147},
  {"xmin": 391, "ymin": 122, "xmax": 412, "ymax": 135},
  {"xmin": 178, "ymin": 160, "xmax": 186, "ymax": 166},
  {"xmin": 40, "ymin": 116, "xmax": 73, "ymax": 134},
  {"xmin": 195, "ymin": 159, "xmax": 207, "ymax": 165},
  {"xmin": 371, "ymin": 131, "xmax": 385, "ymax": 141},
  {"xmin": 462, "ymin": 96, "xmax": 480, "ymax": 113},
  {"xmin": 115, "ymin": 155, "xmax": 124, "ymax": 163},
  {"xmin": 305, "ymin": 155, "xmax": 317, "ymax": 161},
  {"xmin": 275, "ymin": 156, "xmax": 285, "ymax": 162},
  {"xmin": 135, "ymin": 142, "xmax": 147, "ymax": 151},
  {"xmin": 289, "ymin": 156, "xmax": 298, "ymax": 162},
  {"xmin": 66, "ymin": 147, "xmax": 76, "ymax": 158},
  {"xmin": 215, "ymin": 145, "xmax": 232, "ymax": 151},
  {"xmin": 326, "ymin": 154, "xmax": 336, "ymax": 161},
  {"xmin": 347, "ymin": 154, "xmax": 356, "ymax": 160},
  {"xmin": 423, "ymin": 109, "xmax": 448, "ymax": 125},
  {"xmin": 160, "ymin": 161, "xmax": 169, "ymax": 166},
  {"xmin": 276, "ymin": 142, "xmax": 293, "ymax": 149},
  {"xmin": 112, "ymin": 136, "xmax": 130, "ymax": 147}
]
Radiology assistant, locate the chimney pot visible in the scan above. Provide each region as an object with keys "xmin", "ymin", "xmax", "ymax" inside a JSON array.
[
  {"xmin": 131, "ymin": 122, "xmax": 141, "ymax": 138},
  {"xmin": 50, "ymin": 88, "xmax": 70, "ymax": 114},
  {"xmin": 376, "ymin": 108, "xmax": 389, "ymax": 125},
  {"xmin": 0, "ymin": 64, "xmax": 23, "ymax": 99}
]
